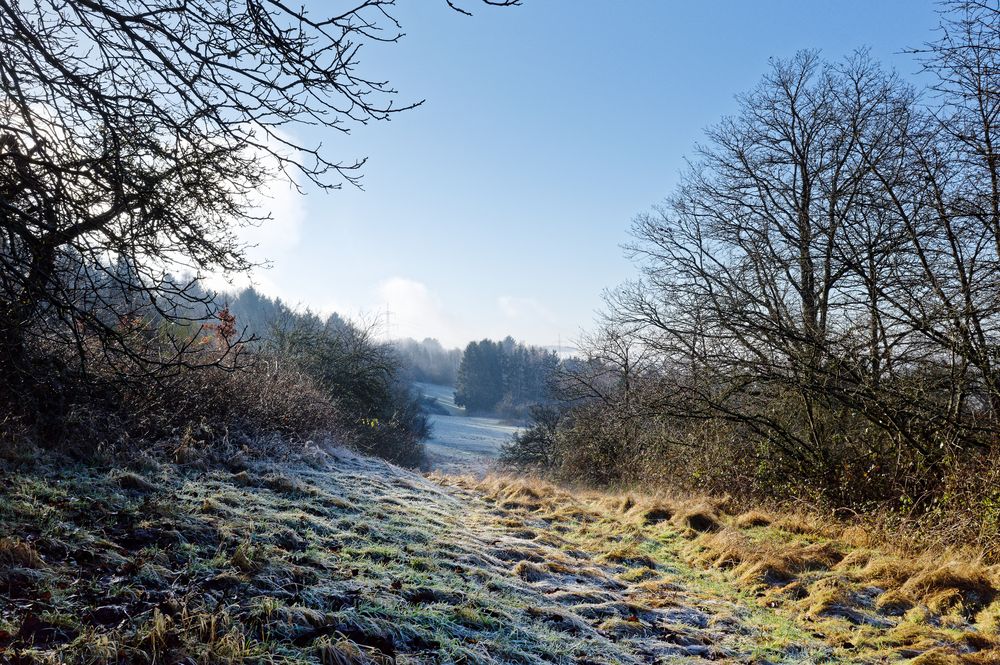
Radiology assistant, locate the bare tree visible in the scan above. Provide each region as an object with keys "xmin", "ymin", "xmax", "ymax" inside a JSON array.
[
  {"xmin": 884, "ymin": 0, "xmax": 1000, "ymax": 432},
  {"xmin": 501, "ymin": 1, "xmax": 1000, "ymax": 509},
  {"xmin": 608, "ymin": 8, "xmax": 1000, "ymax": 499},
  {"xmin": 0, "ymin": 0, "xmax": 517, "ymax": 399},
  {"xmin": 613, "ymin": 52, "xmax": 925, "ymax": 486}
]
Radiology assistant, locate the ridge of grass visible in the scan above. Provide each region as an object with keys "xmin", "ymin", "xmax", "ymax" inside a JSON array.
[{"xmin": 437, "ymin": 474, "xmax": 1000, "ymax": 664}]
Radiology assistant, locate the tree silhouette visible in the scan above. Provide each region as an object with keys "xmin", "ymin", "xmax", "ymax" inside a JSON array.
[{"xmin": 0, "ymin": 0, "xmax": 518, "ymax": 395}]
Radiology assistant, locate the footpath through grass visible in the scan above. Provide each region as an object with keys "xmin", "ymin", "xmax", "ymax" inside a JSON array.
[{"xmin": 1, "ymin": 445, "xmax": 993, "ymax": 663}]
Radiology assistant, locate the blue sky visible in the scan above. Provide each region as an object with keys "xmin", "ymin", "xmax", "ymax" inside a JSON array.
[{"xmin": 234, "ymin": 0, "xmax": 940, "ymax": 349}]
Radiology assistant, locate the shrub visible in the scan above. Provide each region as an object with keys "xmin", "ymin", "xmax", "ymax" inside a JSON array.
[{"xmin": 0, "ymin": 302, "xmax": 428, "ymax": 468}]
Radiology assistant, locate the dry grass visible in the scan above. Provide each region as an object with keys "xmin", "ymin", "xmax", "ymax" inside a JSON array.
[
  {"xmin": 838, "ymin": 524, "xmax": 875, "ymax": 548},
  {"xmin": 512, "ymin": 560, "xmax": 550, "ymax": 582},
  {"xmin": 899, "ymin": 559, "xmax": 997, "ymax": 615},
  {"xmin": 772, "ymin": 513, "xmax": 826, "ymax": 536},
  {"xmin": 854, "ymin": 552, "xmax": 920, "ymax": 588},
  {"xmin": 698, "ymin": 529, "xmax": 843, "ymax": 587},
  {"xmin": 977, "ymin": 599, "xmax": 1000, "ymax": 634},
  {"xmin": 2, "ymin": 454, "xmax": 684, "ymax": 665},
  {"xmin": 735, "ymin": 510, "xmax": 773, "ymax": 528},
  {"xmin": 0, "ymin": 536, "xmax": 43, "ymax": 568},
  {"xmin": 796, "ymin": 575, "xmax": 854, "ymax": 617},
  {"xmin": 452, "ymin": 472, "xmax": 1000, "ymax": 663},
  {"xmin": 599, "ymin": 543, "xmax": 657, "ymax": 568},
  {"xmin": 671, "ymin": 502, "xmax": 721, "ymax": 534},
  {"xmin": 314, "ymin": 636, "xmax": 392, "ymax": 665},
  {"xmin": 593, "ymin": 493, "xmax": 638, "ymax": 515},
  {"xmin": 909, "ymin": 649, "xmax": 964, "ymax": 665},
  {"xmin": 15, "ymin": 452, "xmax": 992, "ymax": 664},
  {"xmin": 115, "ymin": 470, "xmax": 159, "ymax": 492},
  {"xmin": 623, "ymin": 498, "xmax": 676, "ymax": 526}
]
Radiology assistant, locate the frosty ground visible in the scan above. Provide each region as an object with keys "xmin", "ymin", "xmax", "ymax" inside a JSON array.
[
  {"xmin": 2, "ymin": 437, "xmax": 998, "ymax": 663},
  {"xmin": 415, "ymin": 382, "xmax": 520, "ymax": 475}
]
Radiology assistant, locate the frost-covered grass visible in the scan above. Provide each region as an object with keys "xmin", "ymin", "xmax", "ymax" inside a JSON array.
[
  {"xmin": 6, "ymin": 445, "xmax": 990, "ymax": 663},
  {"xmin": 0, "ymin": 447, "xmax": 645, "ymax": 664}
]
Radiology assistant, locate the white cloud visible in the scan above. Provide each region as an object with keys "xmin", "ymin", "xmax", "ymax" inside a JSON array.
[
  {"xmin": 497, "ymin": 295, "xmax": 556, "ymax": 323},
  {"xmin": 241, "ymin": 177, "xmax": 307, "ymax": 260},
  {"xmin": 377, "ymin": 277, "xmax": 468, "ymax": 347},
  {"xmin": 203, "ymin": 129, "xmax": 307, "ymax": 298}
]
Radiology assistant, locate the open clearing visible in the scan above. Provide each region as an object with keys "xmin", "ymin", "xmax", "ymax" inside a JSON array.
[
  {"xmin": 415, "ymin": 382, "xmax": 520, "ymax": 474},
  {"xmin": 1, "ymin": 446, "xmax": 997, "ymax": 663}
]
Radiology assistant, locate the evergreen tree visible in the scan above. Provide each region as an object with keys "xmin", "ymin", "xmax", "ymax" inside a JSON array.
[{"xmin": 454, "ymin": 337, "xmax": 558, "ymax": 415}]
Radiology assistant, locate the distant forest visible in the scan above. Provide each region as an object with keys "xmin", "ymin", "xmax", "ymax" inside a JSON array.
[
  {"xmin": 393, "ymin": 338, "xmax": 462, "ymax": 386},
  {"xmin": 455, "ymin": 338, "xmax": 559, "ymax": 418}
]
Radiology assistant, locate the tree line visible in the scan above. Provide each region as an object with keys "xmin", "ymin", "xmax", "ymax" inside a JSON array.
[
  {"xmin": 393, "ymin": 338, "xmax": 463, "ymax": 386},
  {"xmin": 455, "ymin": 337, "xmax": 559, "ymax": 417}
]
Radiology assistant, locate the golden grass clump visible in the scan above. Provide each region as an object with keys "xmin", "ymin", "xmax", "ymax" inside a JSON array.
[
  {"xmin": 596, "ymin": 493, "xmax": 638, "ymax": 515},
  {"xmin": 547, "ymin": 502, "xmax": 597, "ymax": 523},
  {"xmin": 880, "ymin": 617, "xmax": 954, "ymax": 657},
  {"xmin": 838, "ymin": 524, "xmax": 875, "ymax": 548},
  {"xmin": 898, "ymin": 560, "xmax": 996, "ymax": 615},
  {"xmin": 698, "ymin": 529, "xmax": 842, "ymax": 588},
  {"xmin": 833, "ymin": 547, "xmax": 875, "ymax": 571},
  {"xmin": 631, "ymin": 499, "xmax": 676, "ymax": 526},
  {"xmin": 618, "ymin": 566, "xmax": 659, "ymax": 582},
  {"xmin": 600, "ymin": 543, "xmax": 657, "ymax": 568},
  {"xmin": 874, "ymin": 587, "xmax": 915, "ymax": 614},
  {"xmin": 629, "ymin": 577, "xmax": 686, "ymax": 610},
  {"xmin": 0, "ymin": 536, "xmax": 43, "ymax": 568},
  {"xmin": 964, "ymin": 649, "xmax": 1000, "ymax": 664},
  {"xmin": 976, "ymin": 599, "xmax": 1000, "ymax": 634},
  {"xmin": 671, "ymin": 503, "xmax": 721, "ymax": 534},
  {"xmin": 961, "ymin": 630, "xmax": 997, "ymax": 652},
  {"xmin": 512, "ymin": 560, "xmax": 550, "ymax": 583},
  {"xmin": 477, "ymin": 476, "xmax": 568, "ymax": 514},
  {"xmin": 772, "ymin": 514, "xmax": 824, "ymax": 536},
  {"xmin": 738, "ymin": 542, "xmax": 842, "ymax": 587},
  {"xmin": 597, "ymin": 616, "xmax": 649, "ymax": 638},
  {"xmin": 315, "ymin": 637, "xmax": 391, "ymax": 665},
  {"xmin": 496, "ymin": 517, "xmax": 526, "ymax": 528},
  {"xmin": 855, "ymin": 553, "xmax": 920, "ymax": 589},
  {"xmin": 543, "ymin": 558, "xmax": 576, "ymax": 575},
  {"xmin": 734, "ymin": 510, "xmax": 772, "ymax": 528},
  {"xmin": 633, "ymin": 576, "xmax": 682, "ymax": 596},
  {"xmin": 504, "ymin": 484, "xmax": 543, "ymax": 501},
  {"xmin": 908, "ymin": 648, "xmax": 963, "ymax": 665},
  {"xmin": 798, "ymin": 575, "xmax": 853, "ymax": 617}
]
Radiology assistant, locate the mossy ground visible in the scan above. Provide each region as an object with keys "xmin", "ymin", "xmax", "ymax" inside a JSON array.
[{"xmin": 2, "ymin": 448, "xmax": 993, "ymax": 663}]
